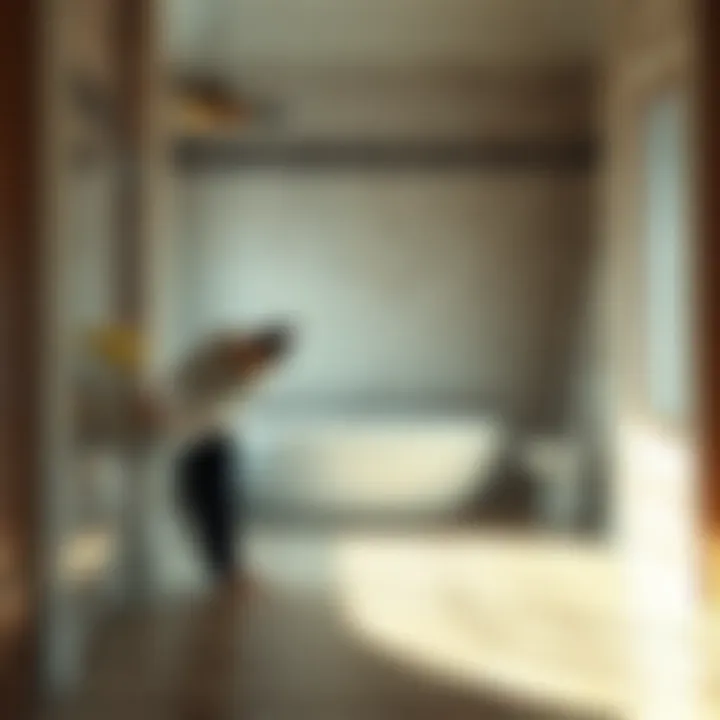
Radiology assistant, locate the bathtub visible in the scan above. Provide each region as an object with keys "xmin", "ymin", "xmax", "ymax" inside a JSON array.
[{"xmin": 241, "ymin": 413, "xmax": 506, "ymax": 516}]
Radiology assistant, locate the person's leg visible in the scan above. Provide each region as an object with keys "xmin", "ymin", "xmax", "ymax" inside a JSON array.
[
  {"xmin": 204, "ymin": 472, "xmax": 236, "ymax": 582},
  {"xmin": 177, "ymin": 435, "xmax": 238, "ymax": 585},
  {"xmin": 213, "ymin": 435, "xmax": 258, "ymax": 597}
]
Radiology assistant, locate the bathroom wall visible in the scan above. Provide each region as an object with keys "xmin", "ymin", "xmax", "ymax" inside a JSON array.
[{"xmin": 170, "ymin": 70, "xmax": 597, "ymax": 430}]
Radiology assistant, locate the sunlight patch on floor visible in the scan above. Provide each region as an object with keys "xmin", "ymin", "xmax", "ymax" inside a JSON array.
[{"xmin": 329, "ymin": 532, "xmax": 720, "ymax": 719}]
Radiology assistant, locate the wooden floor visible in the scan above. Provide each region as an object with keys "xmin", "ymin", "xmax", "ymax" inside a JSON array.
[{"xmin": 40, "ymin": 578, "xmax": 608, "ymax": 720}]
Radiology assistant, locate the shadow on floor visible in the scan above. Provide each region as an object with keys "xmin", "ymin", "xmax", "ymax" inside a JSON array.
[{"xmin": 42, "ymin": 586, "xmax": 614, "ymax": 720}]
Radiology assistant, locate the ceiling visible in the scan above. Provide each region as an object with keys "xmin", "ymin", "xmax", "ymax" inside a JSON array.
[{"xmin": 165, "ymin": 0, "xmax": 604, "ymax": 73}]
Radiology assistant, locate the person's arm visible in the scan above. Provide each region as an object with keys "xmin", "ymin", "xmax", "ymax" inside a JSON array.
[
  {"xmin": 163, "ymin": 327, "xmax": 294, "ymax": 441},
  {"xmin": 77, "ymin": 326, "xmax": 295, "ymax": 449},
  {"xmin": 174, "ymin": 327, "xmax": 294, "ymax": 410}
]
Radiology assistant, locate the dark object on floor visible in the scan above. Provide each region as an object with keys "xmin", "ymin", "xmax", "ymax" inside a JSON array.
[{"xmin": 463, "ymin": 448, "xmax": 537, "ymax": 527}]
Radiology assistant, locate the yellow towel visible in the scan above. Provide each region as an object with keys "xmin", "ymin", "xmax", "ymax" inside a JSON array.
[{"xmin": 85, "ymin": 325, "xmax": 145, "ymax": 375}]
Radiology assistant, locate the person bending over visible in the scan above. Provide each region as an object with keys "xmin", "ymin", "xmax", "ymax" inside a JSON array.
[{"xmin": 171, "ymin": 327, "xmax": 292, "ymax": 591}]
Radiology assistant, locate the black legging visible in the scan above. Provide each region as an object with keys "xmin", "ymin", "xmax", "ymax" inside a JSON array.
[{"xmin": 176, "ymin": 432, "xmax": 241, "ymax": 581}]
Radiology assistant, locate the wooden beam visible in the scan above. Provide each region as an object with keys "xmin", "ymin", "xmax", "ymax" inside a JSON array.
[{"xmin": 174, "ymin": 137, "xmax": 598, "ymax": 173}]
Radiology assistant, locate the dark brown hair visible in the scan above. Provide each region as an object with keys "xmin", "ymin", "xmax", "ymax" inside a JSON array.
[{"xmin": 253, "ymin": 325, "xmax": 294, "ymax": 362}]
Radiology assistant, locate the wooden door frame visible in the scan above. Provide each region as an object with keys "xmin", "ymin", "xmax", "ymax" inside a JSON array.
[
  {"xmin": 697, "ymin": 0, "xmax": 720, "ymax": 601},
  {"xmin": 0, "ymin": 1, "xmax": 44, "ymax": 717}
]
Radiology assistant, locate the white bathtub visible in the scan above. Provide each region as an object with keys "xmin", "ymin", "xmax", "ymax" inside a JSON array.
[{"xmin": 241, "ymin": 414, "xmax": 506, "ymax": 516}]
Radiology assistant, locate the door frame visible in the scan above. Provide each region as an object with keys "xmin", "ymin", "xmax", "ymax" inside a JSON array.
[
  {"xmin": 0, "ymin": 1, "xmax": 43, "ymax": 717},
  {"xmin": 698, "ymin": 0, "xmax": 720, "ymax": 603}
]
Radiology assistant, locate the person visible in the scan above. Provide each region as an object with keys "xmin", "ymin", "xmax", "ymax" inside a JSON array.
[
  {"xmin": 80, "ymin": 324, "xmax": 292, "ymax": 592},
  {"xmin": 171, "ymin": 327, "xmax": 293, "ymax": 592}
]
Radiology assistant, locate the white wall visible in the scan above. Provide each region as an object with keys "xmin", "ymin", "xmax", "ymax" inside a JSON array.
[
  {"xmin": 231, "ymin": 69, "xmax": 596, "ymax": 142},
  {"xmin": 171, "ymin": 71, "xmax": 595, "ymax": 428},
  {"xmin": 179, "ymin": 170, "xmax": 591, "ymax": 427},
  {"xmin": 165, "ymin": 0, "xmax": 602, "ymax": 72}
]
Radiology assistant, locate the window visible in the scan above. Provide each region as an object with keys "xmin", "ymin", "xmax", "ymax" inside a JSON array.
[{"xmin": 643, "ymin": 92, "xmax": 691, "ymax": 420}]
